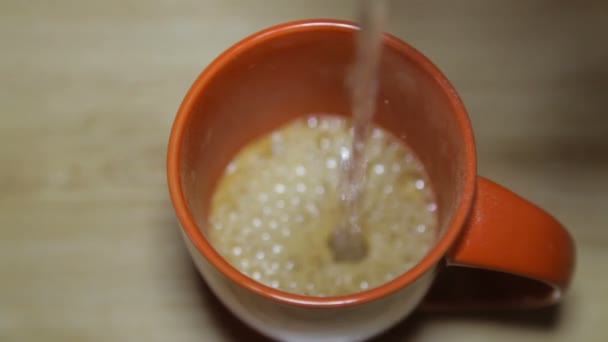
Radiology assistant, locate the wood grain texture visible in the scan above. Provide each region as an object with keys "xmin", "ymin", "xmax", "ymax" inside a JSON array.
[{"xmin": 1, "ymin": 0, "xmax": 606, "ymax": 341}]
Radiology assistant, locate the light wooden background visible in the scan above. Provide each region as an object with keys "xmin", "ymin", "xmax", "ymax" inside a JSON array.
[{"xmin": 1, "ymin": 0, "xmax": 606, "ymax": 341}]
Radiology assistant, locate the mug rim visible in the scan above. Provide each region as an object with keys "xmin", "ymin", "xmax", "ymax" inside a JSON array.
[{"xmin": 167, "ymin": 19, "xmax": 477, "ymax": 308}]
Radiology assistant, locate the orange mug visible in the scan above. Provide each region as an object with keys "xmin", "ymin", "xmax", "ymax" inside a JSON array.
[{"xmin": 167, "ymin": 20, "xmax": 575, "ymax": 341}]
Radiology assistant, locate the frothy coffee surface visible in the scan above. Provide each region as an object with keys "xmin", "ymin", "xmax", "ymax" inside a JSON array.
[{"xmin": 208, "ymin": 115, "xmax": 437, "ymax": 296}]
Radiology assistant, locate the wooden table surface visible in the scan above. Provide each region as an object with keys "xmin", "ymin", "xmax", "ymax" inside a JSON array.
[{"xmin": 1, "ymin": 0, "xmax": 607, "ymax": 341}]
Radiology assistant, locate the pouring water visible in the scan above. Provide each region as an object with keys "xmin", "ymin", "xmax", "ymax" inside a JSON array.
[{"xmin": 329, "ymin": 0, "xmax": 387, "ymax": 262}]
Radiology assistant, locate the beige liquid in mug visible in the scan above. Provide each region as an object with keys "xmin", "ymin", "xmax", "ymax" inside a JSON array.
[{"xmin": 208, "ymin": 115, "xmax": 437, "ymax": 297}]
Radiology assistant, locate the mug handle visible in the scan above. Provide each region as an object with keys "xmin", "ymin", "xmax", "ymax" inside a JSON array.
[{"xmin": 423, "ymin": 176, "xmax": 576, "ymax": 310}]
